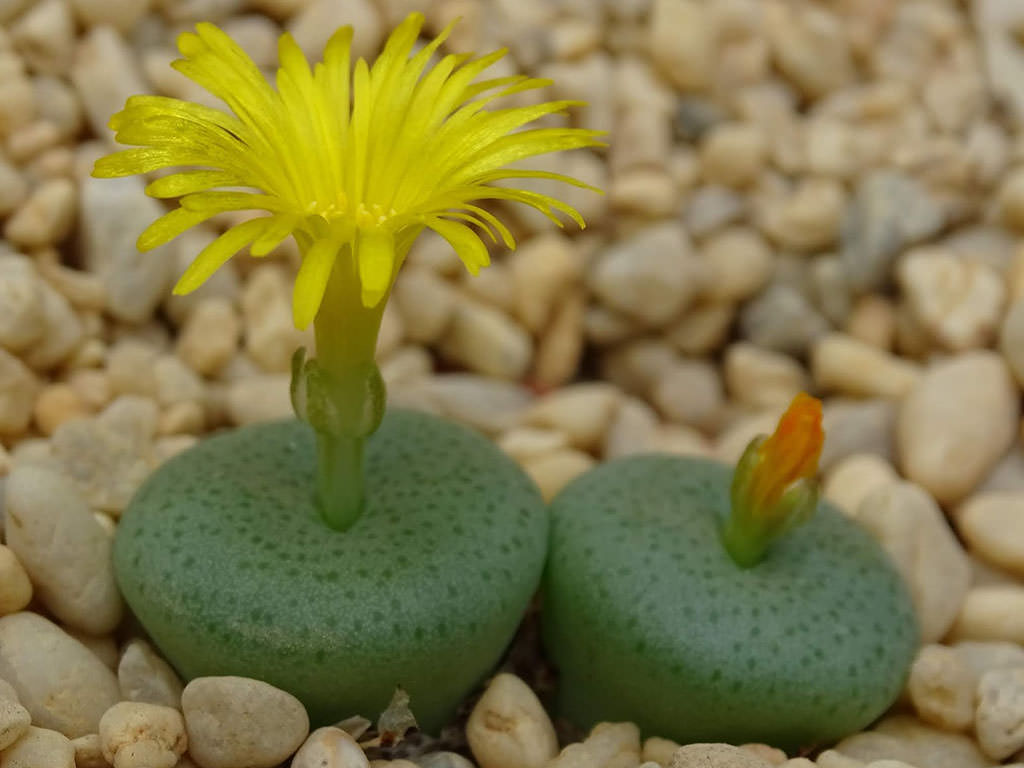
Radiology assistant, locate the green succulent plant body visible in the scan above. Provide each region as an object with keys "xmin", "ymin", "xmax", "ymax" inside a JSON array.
[
  {"xmin": 541, "ymin": 454, "xmax": 918, "ymax": 751},
  {"xmin": 114, "ymin": 410, "xmax": 549, "ymax": 732}
]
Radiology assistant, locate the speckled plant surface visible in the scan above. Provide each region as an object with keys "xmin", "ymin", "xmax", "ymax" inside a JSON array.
[
  {"xmin": 543, "ymin": 454, "xmax": 918, "ymax": 750},
  {"xmin": 115, "ymin": 408, "xmax": 548, "ymax": 731}
]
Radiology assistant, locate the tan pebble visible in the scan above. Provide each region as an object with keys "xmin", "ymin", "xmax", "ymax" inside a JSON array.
[
  {"xmin": 811, "ymin": 333, "xmax": 920, "ymax": 399},
  {"xmin": 953, "ymin": 640, "xmax": 1024, "ymax": 678},
  {"xmin": 600, "ymin": 339, "xmax": 677, "ymax": 397},
  {"xmin": 870, "ymin": 713, "xmax": 992, "ymax": 768},
  {"xmin": 242, "ymin": 265, "xmax": 311, "ymax": 373},
  {"xmin": 999, "ymin": 299, "xmax": 1024, "ymax": 387},
  {"xmin": 609, "ymin": 168, "xmax": 678, "ymax": 216},
  {"xmin": 23, "ymin": 281, "xmax": 82, "ymax": 371},
  {"xmin": 653, "ymin": 424, "xmax": 711, "ymax": 457},
  {"xmin": 649, "ymin": 0, "xmax": 713, "ymax": 91},
  {"xmin": 0, "ymin": 546, "xmax": 32, "ymax": 616},
  {"xmin": 699, "ymin": 123, "xmax": 768, "ymax": 188},
  {"xmin": 723, "ymin": 342, "xmax": 808, "ymax": 409},
  {"xmin": 815, "ymin": 752, "xmax": 864, "ymax": 768},
  {"xmin": 175, "ymin": 298, "xmax": 240, "ymax": 377},
  {"xmin": 603, "ymin": 397, "xmax": 660, "ymax": 460},
  {"xmin": 957, "ymin": 491, "xmax": 1024, "ymax": 577},
  {"xmin": 975, "ymin": 667, "xmax": 1024, "ymax": 759},
  {"xmin": 522, "ymin": 383, "xmax": 620, "ymax": 452},
  {"xmin": 740, "ymin": 743, "xmax": 787, "ymax": 764},
  {"xmin": 5, "ymin": 120, "xmax": 59, "ymax": 164},
  {"xmin": 392, "ymin": 267, "xmax": 458, "ymax": 345},
  {"xmin": 780, "ymin": 759, "xmax": 816, "ymax": 768},
  {"xmin": 906, "ymin": 644, "xmax": 975, "ymax": 732},
  {"xmin": 855, "ymin": 482, "xmax": 969, "ymax": 643},
  {"xmin": 822, "ymin": 454, "xmax": 898, "ymax": 517},
  {"xmin": 107, "ymin": 339, "xmax": 158, "ymax": 398},
  {"xmin": 69, "ymin": 733, "xmax": 107, "ymax": 768},
  {"xmin": 651, "ymin": 359, "xmax": 724, "ymax": 431},
  {"xmin": 291, "ymin": 726, "xmax": 368, "ymax": 768},
  {"xmin": 532, "ymin": 289, "xmax": 585, "ymax": 389},
  {"xmin": 666, "ymin": 303, "xmax": 734, "ymax": 356},
  {"xmin": 667, "ymin": 742, "xmax": 772, "ymax": 767},
  {"xmin": 439, "ymin": 299, "xmax": 532, "ymax": 380},
  {"xmin": 845, "ymin": 295, "xmax": 895, "ymax": 350},
  {"xmin": 99, "ymin": 701, "xmax": 186, "ymax": 768},
  {"xmin": 1000, "ymin": 168, "xmax": 1024, "ymax": 233},
  {"xmin": 609, "ymin": 101, "xmax": 672, "ymax": 175},
  {"xmin": 509, "ymin": 233, "xmax": 580, "ymax": 334},
  {"xmin": 550, "ymin": 721, "xmax": 640, "ymax": 768},
  {"xmin": 226, "ymin": 374, "xmax": 291, "ymax": 426},
  {"xmin": 642, "ymin": 736, "xmax": 681, "ymax": 766},
  {"xmin": 0, "ymin": 725, "xmax": 75, "ymax": 768},
  {"xmin": 288, "ymin": 0, "xmax": 381, "ymax": 61},
  {"xmin": 157, "ymin": 401, "xmax": 205, "ymax": 436},
  {"xmin": 411, "ymin": 375, "xmax": 530, "ymax": 435},
  {"xmin": 0, "ymin": 70, "xmax": 35, "ymax": 139},
  {"xmin": 466, "ymin": 673, "xmax": 557, "ymax": 768},
  {"xmin": 33, "ymin": 383, "xmax": 88, "ymax": 435},
  {"xmin": 764, "ymin": 1, "xmax": 852, "ymax": 98},
  {"xmin": 498, "ymin": 428, "xmax": 569, "ymax": 463},
  {"xmin": 67, "ymin": 369, "xmax": 111, "ymax": 410},
  {"xmin": 9, "ymin": 0, "xmax": 73, "ymax": 75},
  {"xmin": 522, "ymin": 449, "xmax": 594, "ymax": 502},
  {"xmin": 697, "ymin": 227, "xmax": 773, "ymax": 304},
  {"xmin": 3, "ymin": 178, "xmax": 75, "ymax": 248},
  {"xmin": 584, "ymin": 303, "xmax": 641, "ymax": 345},
  {"xmin": 370, "ymin": 761, "xmax": 418, "ymax": 767},
  {"xmin": 0, "ymin": 696, "xmax": 31, "ymax": 750},
  {"xmin": 950, "ymin": 585, "xmax": 1024, "ymax": 644},
  {"xmin": 758, "ymin": 177, "xmax": 845, "ymax": 252},
  {"xmin": 0, "ymin": 158, "xmax": 27, "ymax": 216}
]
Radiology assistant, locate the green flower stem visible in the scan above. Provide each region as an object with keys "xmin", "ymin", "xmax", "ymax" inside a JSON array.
[
  {"xmin": 310, "ymin": 247, "xmax": 386, "ymax": 531},
  {"xmin": 719, "ymin": 513, "xmax": 768, "ymax": 569}
]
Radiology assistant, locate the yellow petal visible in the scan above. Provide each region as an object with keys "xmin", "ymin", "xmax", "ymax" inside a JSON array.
[
  {"xmin": 428, "ymin": 218, "xmax": 490, "ymax": 275},
  {"xmin": 174, "ymin": 217, "xmax": 269, "ymax": 294},
  {"xmin": 292, "ymin": 237, "xmax": 338, "ymax": 329},
  {"xmin": 356, "ymin": 228, "xmax": 395, "ymax": 307}
]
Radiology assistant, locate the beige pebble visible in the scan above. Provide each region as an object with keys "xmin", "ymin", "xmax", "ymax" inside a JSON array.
[
  {"xmin": 522, "ymin": 383, "xmax": 620, "ymax": 452},
  {"xmin": 532, "ymin": 289, "xmax": 585, "ymax": 389},
  {"xmin": 521, "ymin": 449, "xmax": 594, "ymax": 502},
  {"xmin": 854, "ymin": 482, "xmax": 970, "ymax": 643},
  {"xmin": 0, "ymin": 725, "xmax": 75, "ymax": 768},
  {"xmin": 609, "ymin": 168, "xmax": 678, "ymax": 216},
  {"xmin": 897, "ymin": 351, "xmax": 1018, "ymax": 505},
  {"xmin": 3, "ymin": 177, "xmax": 75, "ymax": 248},
  {"xmin": 118, "ymin": 638, "xmax": 184, "ymax": 710},
  {"xmin": 0, "ymin": 695, "xmax": 30, "ymax": 751},
  {"xmin": 779, "ymin": 759, "xmax": 815, "ymax": 768},
  {"xmin": 33, "ymin": 383, "xmax": 89, "ymax": 436},
  {"xmin": 498, "ymin": 428, "xmax": 570, "ymax": 463},
  {"xmin": 0, "ymin": 347, "xmax": 38, "ymax": 436},
  {"xmin": 838, "ymin": 714, "xmax": 990, "ymax": 768},
  {"xmin": 407, "ymin": 375, "xmax": 530, "ymax": 435},
  {"xmin": 723, "ymin": 342, "xmax": 808, "ymax": 409},
  {"xmin": 906, "ymin": 644, "xmax": 975, "ymax": 732},
  {"xmin": 6, "ymin": 120, "xmax": 60, "ymax": 164},
  {"xmin": 291, "ymin": 726, "xmax": 369, "ymax": 768},
  {"xmin": 1000, "ymin": 299, "xmax": 1024, "ymax": 387},
  {"xmin": 241, "ymin": 265, "xmax": 311, "ymax": 373},
  {"xmin": 975, "ymin": 667, "xmax": 1024, "ymax": 760},
  {"xmin": 699, "ymin": 123, "xmax": 767, "ymax": 188},
  {"xmin": 9, "ymin": 0, "xmax": 73, "ymax": 75},
  {"xmin": 225, "ymin": 374, "xmax": 292, "ymax": 426},
  {"xmin": 99, "ymin": 701, "xmax": 187, "ymax": 768},
  {"xmin": 609, "ymin": 99, "xmax": 672, "ymax": 174},
  {"xmin": 158, "ymin": 400, "xmax": 205, "ymax": 436},
  {"xmin": 288, "ymin": 0, "xmax": 381, "ymax": 61},
  {"xmin": 68, "ymin": 0, "xmax": 150, "ymax": 31},
  {"xmin": 549, "ymin": 722, "xmax": 641, "ymax": 768},
  {"xmin": 23, "ymin": 280, "xmax": 82, "ymax": 371},
  {"xmin": 107, "ymin": 339, "xmax": 158, "ymax": 398},
  {"xmin": 897, "ymin": 249, "xmax": 1005, "ymax": 352},
  {"xmin": 70, "ymin": 733, "xmax": 107, "ymax": 768},
  {"xmin": 811, "ymin": 333, "xmax": 920, "ymax": 398},
  {"xmin": 1000, "ymin": 168, "xmax": 1024, "ymax": 233},
  {"xmin": 845, "ymin": 294, "xmax": 896, "ymax": 351},
  {"xmin": 667, "ymin": 303, "xmax": 734, "ymax": 356},
  {"xmin": 758, "ymin": 177, "xmax": 845, "ymax": 252},
  {"xmin": 153, "ymin": 355, "xmax": 204, "ymax": 407},
  {"xmin": 651, "ymin": 359, "xmax": 724, "ymax": 431},
  {"xmin": 603, "ymin": 397, "xmax": 660, "ymax": 460},
  {"xmin": 0, "ymin": 254, "xmax": 44, "ymax": 353},
  {"xmin": 697, "ymin": 227, "xmax": 773, "ymax": 304},
  {"xmin": 740, "ymin": 743, "xmax": 787, "ymax": 764},
  {"xmin": 392, "ymin": 267, "xmax": 457, "ymax": 345},
  {"xmin": 176, "ymin": 298, "xmax": 240, "ymax": 377},
  {"xmin": 0, "ymin": 612, "xmax": 120, "ymax": 738},
  {"xmin": 950, "ymin": 585, "xmax": 1024, "ymax": 644},
  {"xmin": 439, "ymin": 299, "xmax": 532, "ymax": 380},
  {"xmin": 649, "ymin": 0, "xmax": 713, "ymax": 91},
  {"xmin": 957, "ymin": 491, "xmax": 1024, "ymax": 576},
  {"xmin": 667, "ymin": 742, "xmax": 772, "ymax": 767},
  {"xmin": 643, "ymin": 736, "xmax": 681, "ymax": 766},
  {"xmin": 182, "ymin": 677, "xmax": 308, "ymax": 768},
  {"xmin": 0, "ymin": 158, "xmax": 27, "ymax": 216},
  {"xmin": 65, "ymin": 630, "xmax": 117, "ymax": 669},
  {"xmin": 509, "ymin": 233, "xmax": 581, "ymax": 334},
  {"xmin": 0, "ymin": 547, "xmax": 31, "ymax": 617},
  {"xmin": 466, "ymin": 673, "xmax": 557, "ymax": 768},
  {"xmin": 822, "ymin": 453, "xmax": 898, "ymax": 516},
  {"xmin": 954, "ymin": 640, "xmax": 1024, "ymax": 678}
]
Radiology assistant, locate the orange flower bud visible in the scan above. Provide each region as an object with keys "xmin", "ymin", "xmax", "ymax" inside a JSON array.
[{"xmin": 747, "ymin": 392, "xmax": 824, "ymax": 514}]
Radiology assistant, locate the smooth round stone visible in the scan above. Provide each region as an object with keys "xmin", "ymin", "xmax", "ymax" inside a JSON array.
[
  {"xmin": 542, "ymin": 455, "xmax": 918, "ymax": 751},
  {"xmin": 114, "ymin": 409, "xmax": 548, "ymax": 732}
]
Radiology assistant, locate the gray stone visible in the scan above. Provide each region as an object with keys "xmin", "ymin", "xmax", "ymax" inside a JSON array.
[{"xmin": 738, "ymin": 283, "xmax": 830, "ymax": 356}]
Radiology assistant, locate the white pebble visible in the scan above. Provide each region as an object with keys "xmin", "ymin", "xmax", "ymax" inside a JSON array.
[
  {"xmin": 667, "ymin": 742, "xmax": 772, "ymax": 767},
  {"xmin": 117, "ymin": 638, "xmax": 184, "ymax": 710},
  {"xmin": 175, "ymin": 298, "xmax": 240, "ymax": 377},
  {"xmin": 392, "ymin": 267, "xmax": 458, "ymax": 345},
  {"xmin": 3, "ymin": 177, "xmax": 75, "ymax": 248},
  {"xmin": 225, "ymin": 374, "xmax": 292, "ymax": 426},
  {"xmin": 950, "ymin": 585, "xmax": 1024, "ymax": 644},
  {"xmin": 549, "ymin": 722, "xmax": 640, "ymax": 768},
  {"xmin": 0, "ymin": 726, "xmax": 74, "ymax": 768},
  {"xmin": 957, "ymin": 491, "xmax": 1024, "ymax": 577},
  {"xmin": 0, "ymin": 696, "xmax": 30, "ymax": 750},
  {"xmin": 0, "ymin": 546, "xmax": 31, "ymax": 617},
  {"xmin": 0, "ymin": 612, "xmax": 120, "ymax": 738},
  {"xmin": 906, "ymin": 644, "xmax": 975, "ymax": 732},
  {"xmin": 522, "ymin": 383, "xmax": 620, "ymax": 452},
  {"xmin": 812, "ymin": 333, "xmax": 920, "ymax": 399},
  {"xmin": 697, "ymin": 227, "xmax": 773, "ymax": 304},
  {"xmin": 99, "ymin": 701, "xmax": 186, "ymax": 768},
  {"xmin": 439, "ymin": 299, "xmax": 532, "ymax": 380},
  {"xmin": 521, "ymin": 449, "xmax": 595, "ymax": 502},
  {"xmin": 182, "ymin": 676, "xmax": 309, "ymax": 768},
  {"xmin": 699, "ymin": 123, "xmax": 768, "ymax": 188},
  {"xmin": 822, "ymin": 454, "xmax": 897, "ymax": 517},
  {"xmin": 0, "ymin": 255, "xmax": 44, "ymax": 353},
  {"xmin": 999, "ymin": 298, "xmax": 1024, "ymax": 387},
  {"xmin": 9, "ymin": 0, "xmax": 74, "ymax": 75},
  {"xmin": 723, "ymin": 342, "xmax": 808, "ymax": 409},
  {"xmin": 975, "ymin": 667, "xmax": 1024, "ymax": 760},
  {"xmin": 466, "ymin": 673, "xmax": 557, "ymax": 768},
  {"xmin": 291, "ymin": 727, "xmax": 369, "ymax": 768},
  {"xmin": 70, "ymin": 26, "xmax": 146, "ymax": 137},
  {"xmin": 509, "ymin": 233, "xmax": 581, "ymax": 334},
  {"xmin": 854, "ymin": 482, "xmax": 970, "ymax": 643},
  {"xmin": 70, "ymin": 733, "xmax": 107, "ymax": 768}
]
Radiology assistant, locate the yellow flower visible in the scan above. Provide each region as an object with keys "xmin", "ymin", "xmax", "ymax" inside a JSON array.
[{"xmin": 92, "ymin": 13, "xmax": 602, "ymax": 329}]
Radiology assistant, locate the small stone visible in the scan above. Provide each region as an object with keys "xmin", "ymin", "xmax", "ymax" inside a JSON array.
[
  {"xmin": 854, "ymin": 482, "xmax": 970, "ymax": 643},
  {"xmin": 153, "ymin": 355, "xmax": 204, "ymax": 407},
  {"xmin": 532, "ymin": 289, "xmax": 585, "ymax": 389},
  {"xmin": 977, "ymin": 0, "xmax": 1024, "ymax": 125},
  {"xmin": 950, "ymin": 585, "xmax": 1024, "ymax": 644},
  {"xmin": 5, "ymin": 465, "xmax": 122, "ymax": 634},
  {"xmin": 0, "ymin": 612, "xmax": 120, "ymax": 738},
  {"xmin": 241, "ymin": 265, "xmax": 311, "ymax": 373},
  {"xmin": 99, "ymin": 701, "xmax": 186, "ymax": 768},
  {"xmin": 699, "ymin": 123, "xmax": 767, "ymax": 188},
  {"xmin": 176, "ymin": 298, "xmax": 240, "ymax": 377},
  {"xmin": 697, "ymin": 227, "xmax": 772, "ymax": 304},
  {"xmin": 845, "ymin": 295, "xmax": 895, "ymax": 351},
  {"xmin": 68, "ymin": 0, "xmax": 150, "ymax": 31},
  {"xmin": 33, "ymin": 383, "xmax": 89, "ymax": 436},
  {"xmin": 498, "ymin": 428, "xmax": 569, "ymax": 463},
  {"xmin": 415, "ymin": 753, "xmax": 474, "ymax": 768},
  {"xmin": 9, "ymin": 0, "xmax": 74, "ymax": 75},
  {"xmin": 549, "ymin": 722, "xmax": 641, "ymax": 768},
  {"xmin": 521, "ymin": 449, "xmax": 595, "ymax": 502},
  {"xmin": 999, "ymin": 168, "xmax": 1024, "ymax": 233},
  {"xmin": 764, "ymin": 0, "xmax": 853, "ymax": 99},
  {"xmin": 522, "ymin": 383, "xmax": 620, "ymax": 452},
  {"xmin": 0, "ymin": 695, "xmax": 30, "ymax": 751},
  {"xmin": 906, "ymin": 644, "xmax": 975, "ymax": 732},
  {"xmin": 811, "ymin": 333, "xmax": 920, "ymax": 399},
  {"xmin": 643, "ymin": 736, "xmax": 682, "ymax": 766},
  {"xmin": 0, "ymin": 348, "xmax": 38, "ymax": 436},
  {"xmin": 225, "ymin": 374, "xmax": 291, "ymax": 426},
  {"xmin": 22, "ymin": 281, "xmax": 82, "ymax": 371},
  {"xmin": 609, "ymin": 96, "xmax": 672, "ymax": 174},
  {"xmin": 837, "ymin": 715, "xmax": 990, "ymax": 768},
  {"xmin": 3, "ymin": 177, "xmax": 75, "ymax": 248},
  {"xmin": 649, "ymin": 0, "xmax": 714, "ymax": 91},
  {"xmin": 439, "ymin": 300, "xmax": 532, "ymax": 380},
  {"xmin": 668, "ymin": 743, "xmax": 772, "ymax": 767},
  {"xmin": 897, "ymin": 249, "xmax": 1005, "ymax": 352},
  {"xmin": 0, "ymin": 546, "xmax": 31, "ymax": 617},
  {"xmin": 822, "ymin": 454, "xmax": 898, "ymax": 517},
  {"xmin": 757, "ymin": 177, "xmax": 845, "ymax": 252},
  {"xmin": 723, "ymin": 342, "xmax": 808, "ymax": 409},
  {"xmin": 466, "ymin": 673, "xmax": 558, "ymax": 768},
  {"xmin": 588, "ymin": 223, "xmax": 702, "ymax": 325},
  {"xmin": 1000, "ymin": 299, "xmax": 1024, "ymax": 387},
  {"xmin": 118, "ymin": 639, "xmax": 184, "ymax": 710},
  {"xmin": 975, "ymin": 667, "xmax": 1024, "ymax": 759},
  {"xmin": 609, "ymin": 168, "xmax": 678, "ymax": 216},
  {"xmin": 291, "ymin": 727, "xmax": 369, "ymax": 768},
  {"xmin": 738, "ymin": 283, "xmax": 830, "ymax": 356},
  {"xmin": 182, "ymin": 676, "xmax": 309, "ymax": 768},
  {"xmin": 0, "ymin": 158, "xmax": 27, "ymax": 217},
  {"xmin": 0, "ymin": 726, "xmax": 75, "ymax": 768},
  {"xmin": 957, "ymin": 491, "xmax": 1024, "ymax": 577},
  {"xmin": 651, "ymin": 359, "xmax": 724, "ymax": 431},
  {"xmin": 603, "ymin": 397, "xmax": 660, "ymax": 460},
  {"xmin": 79, "ymin": 174, "xmax": 178, "ymax": 324},
  {"xmin": 69, "ymin": 733, "xmax": 107, "ymax": 768},
  {"xmin": 897, "ymin": 352, "xmax": 1018, "ymax": 505},
  {"xmin": 683, "ymin": 185, "xmax": 746, "ymax": 238},
  {"xmin": 392, "ymin": 267, "xmax": 458, "ymax": 345},
  {"xmin": 841, "ymin": 171, "xmax": 945, "ymax": 293},
  {"xmin": 219, "ymin": 14, "xmax": 280, "ymax": 69},
  {"xmin": 408, "ymin": 375, "xmax": 531, "ymax": 435},
  {"xmin": 70, "ymin": 26, "xmax": 146, "ymax": 138},
  {"xmin": 107, "ymin": 339, "xmax": 158, "ymax": 397},
  {"xmin": 0, "ymin": 255, "xmax": 44, "ymax": 352}
]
